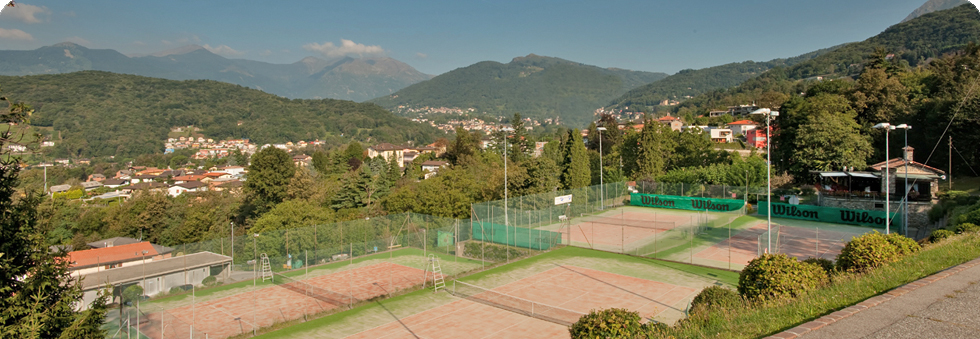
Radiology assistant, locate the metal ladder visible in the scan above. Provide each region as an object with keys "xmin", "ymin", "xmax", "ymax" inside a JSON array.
[
  {"xmin": 426, "ymin": 254, "xmax": 446, "ymax": 292},
  {"xmin": 260, "ymin": 253, "xmax": 273, "ymax": 282}
]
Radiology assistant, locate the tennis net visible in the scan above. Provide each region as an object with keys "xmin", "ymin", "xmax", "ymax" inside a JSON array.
[
  {"xmin": 273, "ymin": 272, "xmax": 354, "ymax": 309},
  {"xmin": 578, "ymin": 215, "xmax": 677, "ymax": 230},
  {"xmin": 451, "ymin": 280, "xmax": 584, "ymax": 326}
]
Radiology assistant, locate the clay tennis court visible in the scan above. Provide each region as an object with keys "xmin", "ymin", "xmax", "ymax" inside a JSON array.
[
  {"xmin": 693, "ymin": 221, "xmax": 870, "ymax": 266},
  {"xmin": 566, "ymin": 212, "xmax": 691, "ymax": 250},
  {"xmin": 140, "ymin": 262, "xmax": 437, "ymax": 339},
  {"xmin": 346, "ymin": 265, "xmax": 698, "ymax": 339}
]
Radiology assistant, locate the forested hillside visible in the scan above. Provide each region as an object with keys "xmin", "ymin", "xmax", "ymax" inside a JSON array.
[
  {"xmin": 369, "ymin": 54, "xmax": 668, "ymax": 127},
  {"xmin": 0, "ymin": 71, "xmax": 442, "ymax": 159},
  {"xmin": 672, "ymin": 4, "xmax": 980, "ymax": 114},
  {"xmin": 608, "ymin": 46, "xmax": 839, "ymax": 110}
]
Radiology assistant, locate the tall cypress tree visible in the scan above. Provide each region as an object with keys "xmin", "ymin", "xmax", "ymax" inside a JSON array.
[{"xmin": 561, "ymin": 129, "xmax": 591, "ymax": 189}]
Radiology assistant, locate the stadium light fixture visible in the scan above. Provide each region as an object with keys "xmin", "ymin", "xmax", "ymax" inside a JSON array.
[{"xmin": 750, "ymin": 108, "xmax": 778, "ymax": 253}]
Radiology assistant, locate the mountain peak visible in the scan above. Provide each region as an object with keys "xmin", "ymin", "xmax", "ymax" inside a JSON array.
[
  {"xmin": 902, "ymin": 0, "xmax": 969, "ymax": 23},
  {"xmin": 143, "ymin": 45, "xmax": 206, "ymax": 58}
]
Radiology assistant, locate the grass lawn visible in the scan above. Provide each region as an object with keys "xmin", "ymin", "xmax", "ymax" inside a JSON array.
[
  {"xmin": 666, "ymin": 232, "xmax": 980, "ymax": 338},
  {"xmin": 945, "ymin": 175, "xmax": 980, "ymax": 195}
]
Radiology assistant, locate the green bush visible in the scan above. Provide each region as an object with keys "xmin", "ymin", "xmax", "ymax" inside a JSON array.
[
  {"xmin": 930, "ymin": 229, "xmax": 955, "ymax": 242},
  {"xmin": 955, "ymin": 223, "xmax": 980, "ymax": 234},
  {"xmin": 928, "ymin": 204, "xmax": 946, "ymax": 223},
  {"xmin": 690, "ymin": 286, "xmax": 740, "ymax": 316},
  {"xmin": 202, "ymin": 275, "xmax": 218, "ymax": 287},
  {"xmin": 569, "ymin": 308, "xmax": 646, "ymax": 339},
  {"xmin": 885, "ymin": 233, "xmax": 921, "ymax": 256},
  {"xmin": 122, "ymin": 285, "xmax": 144, "ymax": 306},
  {"xmin": 802, "ymin": 257, "xmax": 835, "ymax": 274},
  {"xmin": 738, "ymin": 254, "xmax": 828, "ymax": 299},
  {"xmin": 836, "ymin": 232, "xmax": 899, "ymax": 272}
]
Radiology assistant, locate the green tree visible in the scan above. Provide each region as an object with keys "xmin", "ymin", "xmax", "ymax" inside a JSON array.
[
  {"xmin": 251, "ymin": 200, "xmax": 335, "ymax": 234},
  {"xmin": 243, "ymin": 147, "xmax": 295, "ymax": 217},
  {"xmin": 786, "ymin": 94, "xmax": 873, "ymax": 179},
  {"xmin": 635, "ymin": 121, "xmax": 677, "ymax": 179},
  {"xmin": 560, "ymin": 129, "xmax": 591, "ymax": 189},
  {"xmin": 446, "ymin": 127, "xmax": 481, "ymax": 165},
  {"xmin": 1, "ymin": 87, "xmax": 107, "ymax": 338}
]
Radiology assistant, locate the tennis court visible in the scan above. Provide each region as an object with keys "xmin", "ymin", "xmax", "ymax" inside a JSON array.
[
  {"xmin": 140, "ymin": 262, "xmax": 436, "ymax": 339},
  {"xmin": 691, "ymin": 219, "xmax": 876, "ymax": 269},
  {"xmin": 346, "ymin": 265, "xmax": 698, "ymax": 339}
]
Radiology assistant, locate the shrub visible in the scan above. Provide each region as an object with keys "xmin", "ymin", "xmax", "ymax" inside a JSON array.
[
  {"xmin": 122, "ymin": 285, "xmax": 144, "ymax": 306},
  {"xmin": 836, "ymin": 232, "xmax": 899, "ymax": 272},
  {"xmin": 885, "ymin": 233, "xmax": 921, "ymax": 256},
  {"xmin": 930, "ymin": 229, "xmax": 954, "ymax": 243},
  {"xmin": 802, "ymin": 257, "xmax": 835, "ymax": 274},
  {"xmin": 569, "ymin": 308, "xmax": 645, "ymax": 339},
  {"xmin": 202, "ymin": 275, "xmax": 218, "ymax": 287},
  {"xmin": 690, "ymin": 286, "xmax": 740, "ymax": 316},
  {"xmin": 954, "ymin": 223, "xmax": 980, "ymax": 235},
  {"xmin": 738, "ymin": 254, "xmax": 828, "ymax": 299}
]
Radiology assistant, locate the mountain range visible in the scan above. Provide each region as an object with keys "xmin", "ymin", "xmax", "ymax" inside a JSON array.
[
  {"xmin": 0, "ymin": 43, "xmax": 432, "ymax": 102},
  {"xmin": 902, "ymin": 0, "xmax": 970, "ymax": 22},
  {"xmin": 369, "ymin": 54, "xmax": 669, "ymax": 127}
]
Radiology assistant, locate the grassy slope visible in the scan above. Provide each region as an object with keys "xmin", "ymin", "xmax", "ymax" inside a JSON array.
[
  {"xmin": 254, "ymin": 246, "xmax": 739, "ymax": 338},
  {"xmin": 668, "ymin": 232, "xmax": 980, "ymax": 338}
]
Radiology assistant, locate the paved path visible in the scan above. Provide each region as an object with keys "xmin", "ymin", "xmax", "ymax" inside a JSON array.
[{"xmin": 766, "ymin": 257, "xmax": 980, "ymax": 339}]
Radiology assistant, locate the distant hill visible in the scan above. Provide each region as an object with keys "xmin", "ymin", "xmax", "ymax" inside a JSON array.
[
  {"xmin": 368, "ymin": 54, "xmax": 668, "ymax": 127},
  {"xmin": 675, "ymin": 3, "xmax": 980, "ymax": 112},
  {"xmin": 608, "ymin": 46, "xmax": 840, "ymax": 110},
  {"xmin": 902, "ymin": 0, "xmax": 969, "ymax": 23},
  {"xmin": 0, "ymin": 43, "xmax": 432, "ymax": 102},
  {"xmin": 0, "ymin": 71, "xmax": 442, "ymax": 159}
]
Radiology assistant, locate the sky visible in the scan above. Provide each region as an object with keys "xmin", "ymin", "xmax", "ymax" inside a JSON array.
[{"xmin": 0, "ymin": 0, "xmax": 973, "ymax": 76}]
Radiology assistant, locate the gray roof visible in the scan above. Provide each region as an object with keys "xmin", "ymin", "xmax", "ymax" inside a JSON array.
[
  {"xmin": 49, "ymin": 184, "xmax": 72, "ymax": 193},
  {"xmin": 77, "ymin": 251, "xmax": 231, "ymax": 290},
  {"xmin": 87, "ymin": 237, "xmax": 141, "ymax": 248},
  {"xmin": 81, "ymin": 181, "xmax": 103, "ymax": 189}
]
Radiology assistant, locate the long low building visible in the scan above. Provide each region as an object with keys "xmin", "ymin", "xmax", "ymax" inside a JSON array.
[{"xmin": 77, "ymin": 251, "xmax": 231, "ymax": 311}]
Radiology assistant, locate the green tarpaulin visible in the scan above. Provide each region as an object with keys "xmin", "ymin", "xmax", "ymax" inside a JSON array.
[
  {"xmin": 759, "ymin": 202, "xmax": 902, "ymax": 229},
  {"xmin": 471, "ymin": 222, "xmax": 561, "ymax": 250},
  {"xmin": 630, "ymin": 193, "xmax": 745, "ymax": 212}
]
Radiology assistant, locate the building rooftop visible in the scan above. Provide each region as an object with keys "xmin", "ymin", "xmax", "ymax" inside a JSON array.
[{"xmin": 77, "ymin": 251, "xmax": 230, "ymax": 290}]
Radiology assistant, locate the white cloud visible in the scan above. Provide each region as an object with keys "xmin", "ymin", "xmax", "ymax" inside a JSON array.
[
  {"xmin": 260, "ymin": 49, "xmax": 272, "ymax": 57},
  {"xmin": 133, "ymin": 40, "xmax": 146, "ymax": 46},
  {"xmin": 203, "ymin": 44, "xmax": 246, "ymax": 58},
  {"xmin": 0, "ymin": 3, "xmax": 51, "ymax": 24},
  {"xmin": 416, "ymin": 52, "xmax": 428, "ymax": 59},
  {"xmin": 303, "ymin": 39, "xmax": 385, "ymax": 58},
  {"xmin": 64, "ymin": 36, "xmax": 90, "ymax": 46},
  {"xmin": 0, "ymin": 27, "xmax": 33, "ymax": 41}
]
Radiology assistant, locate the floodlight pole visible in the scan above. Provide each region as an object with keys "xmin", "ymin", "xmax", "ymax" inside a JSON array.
[
  {"xmin": 230, "ymin": 222, "xmax": 234, "ymax": 273},
  {"xmin": 751, "ymin": 108, "xmax": 777, "ymax": 254},
  {"xmin": 895, "ymin": 124, "xmax": 911, "ymax": 236},
  {"xmin": 874, "ymin": 123, "xmax": 896, "ymax": 234},
  {"xmin": 598, "ymin": 126, "xmax": 607, "ymax": 210}
]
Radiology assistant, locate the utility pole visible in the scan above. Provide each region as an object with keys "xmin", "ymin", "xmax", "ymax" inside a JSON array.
[{"xmin": 949, "ymin": 136, "xmax": 953, "ymax": 190}]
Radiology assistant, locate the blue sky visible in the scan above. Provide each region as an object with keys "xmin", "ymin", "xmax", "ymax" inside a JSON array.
[{"xmin": 0, "ymin": 0, "xmax": 961, "ymax": 75}]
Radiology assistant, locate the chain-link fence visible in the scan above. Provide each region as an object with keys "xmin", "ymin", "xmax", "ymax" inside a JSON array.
[{"xmin": 104, "ymin": 212, "xmax": 499, "ymax": 339}]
